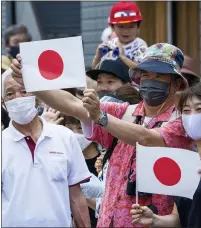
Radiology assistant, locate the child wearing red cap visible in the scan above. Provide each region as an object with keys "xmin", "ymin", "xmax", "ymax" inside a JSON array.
[{"xmin": 92, "ymin": 1, "xmax": 148, "ymax": 70}]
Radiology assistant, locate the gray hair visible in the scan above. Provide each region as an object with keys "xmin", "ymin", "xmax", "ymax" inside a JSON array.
[{"xmin": 2, "ymin": 68, "xmax": 13, "ymax": 97}]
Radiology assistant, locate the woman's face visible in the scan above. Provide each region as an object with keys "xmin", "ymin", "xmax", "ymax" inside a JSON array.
[{"xmin": 182, "ymin": 96, "xmax": 201, "ymax": 115}]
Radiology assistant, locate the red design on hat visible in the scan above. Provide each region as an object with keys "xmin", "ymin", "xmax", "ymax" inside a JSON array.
[
  {"xmin": 170, "ymin": 50, "xmax": 176, "ymax": 61},
  {"xmin": 156, "ymin": 43, "xmax": 163, "ymax": 49},
  {"xmin": 109, "ymin": 2, "xmax": 142, "ymax": 24}
]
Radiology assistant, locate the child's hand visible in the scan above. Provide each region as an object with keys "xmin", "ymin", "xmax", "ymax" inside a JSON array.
[
  {"xmin": 41, "ymin": 105, "xmax": 64, "ymax": 125},
  {"xmin": 94, "ymin": 42, "xmax": 110, "ymax": 60},
  {"xmin": 116, "ymin": 43, "xmax": 125, "ymax": 57},
  {"xmin": 92, "ymin": 43, "xmax": 109, "ymax": 69}
]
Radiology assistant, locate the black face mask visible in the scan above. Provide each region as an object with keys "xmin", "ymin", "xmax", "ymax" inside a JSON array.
[
  {"xmin": 139, "ymin": 79, "xmax": 169, "ymax": 106},
  {"xmin": 98, "ymin": 90, "xmax": 124, "ymax": 103},
  {"xmin": 9, "ymin": 45, "xmax": 20, "ymax": 58}
]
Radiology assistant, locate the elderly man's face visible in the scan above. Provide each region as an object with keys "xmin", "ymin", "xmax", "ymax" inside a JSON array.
[
  {"xmin": 140, "ymin": 70, "xmax": 182, "ymax": 93},
  {"xmin": 4, "ymin": 78, "xmax": 32, "ymax": 102},
  {"xmin": 140, "ymin": 71, "xmax": 171, "ymax": 83}
]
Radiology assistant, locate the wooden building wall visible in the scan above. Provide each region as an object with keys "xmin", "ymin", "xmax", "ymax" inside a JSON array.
[{"xmin": 136, "ymin": 1, "xmax": 200, "ymax": 73}]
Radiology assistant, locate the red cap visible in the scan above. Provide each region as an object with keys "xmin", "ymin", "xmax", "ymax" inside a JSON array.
[{"xmin": 109, "ymin": 2, "xmax": 142, "ymax": 24}]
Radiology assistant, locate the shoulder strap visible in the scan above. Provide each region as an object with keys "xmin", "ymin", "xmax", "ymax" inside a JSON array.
[
  {"xmin": 161, "ymin": 108, "xmax": 180, "ymax": 127},
  {"xmin": 121, "ymin": 104, "xmax": 138, "ymax": 123},
  {"xmin": 102, "ymin": 137, "xmax": 118, "ymax": 169},
  {"xmin": 102, "ymin": 104, "xmax": 137, "ymax": 171},
  {"xmin": 122, "ymin": 105, "xmax": 180, "ymax": 127}
]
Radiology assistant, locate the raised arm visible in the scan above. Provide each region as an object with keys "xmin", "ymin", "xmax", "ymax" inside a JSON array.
[
  {"xmin": 11, "ymin": 56, "xmax": 89, "ymax": 123},
  {"xmin": 83, "ymin": 89, "xmax": 166, "ymax": 147},
  {"xmin": 102, "ymin": 114, "xmax": 165, "ymax": 146},
  {"xmin": 35, "ymin": 89, "xmax": 89, "ymax": 122}
]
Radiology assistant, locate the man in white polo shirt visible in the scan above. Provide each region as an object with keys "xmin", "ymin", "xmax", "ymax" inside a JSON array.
[{"xmin": 2, "ymin": 69, "xmax": 91, "ymax": 227}]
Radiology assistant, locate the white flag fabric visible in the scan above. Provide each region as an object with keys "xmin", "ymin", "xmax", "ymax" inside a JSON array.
[
  {"xmin": 136, "ymin": 144, "xmax": 200, "ymax": 199},
  {"xmin": 20, "ymin": 36, "xmax": 86, "ymax": 92}
]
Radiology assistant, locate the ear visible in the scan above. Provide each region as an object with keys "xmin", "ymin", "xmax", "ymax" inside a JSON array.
[{"xmin": 174, "ymin": 78, "xmax": 183, "ymax": 92}]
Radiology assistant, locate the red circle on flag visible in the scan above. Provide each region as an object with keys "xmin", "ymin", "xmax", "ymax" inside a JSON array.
[
  {"xmin": 38, "ymin": 50, "xmax": 64, "ymax": 80},
  {"xmin": 153, "ymin": 157, "xmax": 181, "ymax": 186}
]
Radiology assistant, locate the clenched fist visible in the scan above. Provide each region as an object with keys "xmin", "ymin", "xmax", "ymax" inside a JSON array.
[{"xmin": 82, "ymin": 89, "xmax": 102, "ymax": 122}]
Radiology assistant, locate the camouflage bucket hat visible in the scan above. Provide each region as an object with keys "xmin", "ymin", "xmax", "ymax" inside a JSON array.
[{"xmin": 129, "ymin": 43, "xmax": 188, "ymax": 88}]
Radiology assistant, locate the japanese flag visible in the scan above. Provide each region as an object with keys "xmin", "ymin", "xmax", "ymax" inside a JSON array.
[
  {"xmin": 20, "ymin": 36, "xmax": 86, "ymax": 92},
  {"xmin": 136, "ymin": 144, "xmax": 200, "ymax": 199}
]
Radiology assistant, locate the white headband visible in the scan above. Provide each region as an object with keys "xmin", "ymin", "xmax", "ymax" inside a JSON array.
[{"xmin": 2, "ymin": 68, "xmax": 13, "ymax": 97}]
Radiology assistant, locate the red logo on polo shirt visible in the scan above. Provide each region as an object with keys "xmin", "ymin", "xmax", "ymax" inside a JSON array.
[{"xmin": 49, "ymin": 151, "xmax": 64, "ymax": 155}]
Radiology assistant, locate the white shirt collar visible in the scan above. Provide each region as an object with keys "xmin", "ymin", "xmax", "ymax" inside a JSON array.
[{"xmin": 8, "ymin": 116, "xmax": 53, "ymax": 142}]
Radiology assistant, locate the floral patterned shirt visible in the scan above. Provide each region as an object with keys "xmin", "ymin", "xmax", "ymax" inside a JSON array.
[
  {"xmin": 84, "ymin": 101, "xmax": 194, "ymax": 227},
  {"xmin": 102, "ymin": 37, "xmax": 148, "ymax": 63}
]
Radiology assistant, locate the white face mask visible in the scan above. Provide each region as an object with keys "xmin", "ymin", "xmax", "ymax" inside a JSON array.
[
  {"xmin": 74, "ymin": 133, "xmax": 92, "ymax": 151},
  {"xmin": 182, "ymin": 113, "xmax": 201, "ymax": 140},
  {"xmin": 5, "ymin": 96, "xmax": 37, "ymax": 125}
]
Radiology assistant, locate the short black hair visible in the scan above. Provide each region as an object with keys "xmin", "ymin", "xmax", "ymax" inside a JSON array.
[
  {"xmin": 62, "ymin": 88, "xmax": 77, "ymax": 96},
  {"xmin": 63, "ymin": 116, "xmax": 80, "ymax": 126},
  {"xmin": 111, "ymin": 21, "xmax": 141, "ymax": 29},
  {"xmin": 136, "ymin": 21, "xmax": 141, "ymax": 28},
  {"xmin": 182, "ymin": 73, "xmax": 200, "ymax": 87},
  {"xmin": 2, "ymin": 106, "xmax": 10, "ymax": 129},
  {"xmin": 4, "ymin": 24, "xmax": 32, "ymax": 46},
  {"xmin": 76, "ymin": 88, "xmax": 84, "ymax": 97},
  {"xmin": 178, "ymin": 82, "xmax": 201, "ymax": 112}
]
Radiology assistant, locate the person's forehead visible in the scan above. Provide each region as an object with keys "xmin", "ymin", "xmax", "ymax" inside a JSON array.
[
  {"xmin": 185, "ymin": 96, "xmax": 201, "ymax": 106},
  {"xmin": 9, "ymin": 33, "xmax": 27, "ymax": 42},
  {"xmin": 97, "ymin": 73, "xmax": 119, "ymax": 81},
  {"xmin": 115, "ymin": 22, "xmax": 136, "ymax": 27},
  {"xmin": 5, "ymin": 78, "xmax": 24, "ymax": 90},
  {"xmin": 141, "ymin": 71, "xmax": 171, "ymax": 78}
]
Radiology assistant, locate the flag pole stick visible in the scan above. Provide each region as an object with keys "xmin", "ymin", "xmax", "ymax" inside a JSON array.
[
  {"xmin": 85, "ymin": 74, "xmax": 90, "ymax": 117},
  {"xmin": 136, "ymin": 180, "xmax": 139, "ymax": 204},
  {"xmin": 136, "ymin": 143, "xmax": 139, "ymax": 204}
]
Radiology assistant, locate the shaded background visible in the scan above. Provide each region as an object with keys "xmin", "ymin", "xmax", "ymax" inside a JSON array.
[{"xmin": 1, "ymin": 1, "xmax": 200, "ymax": 72}]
